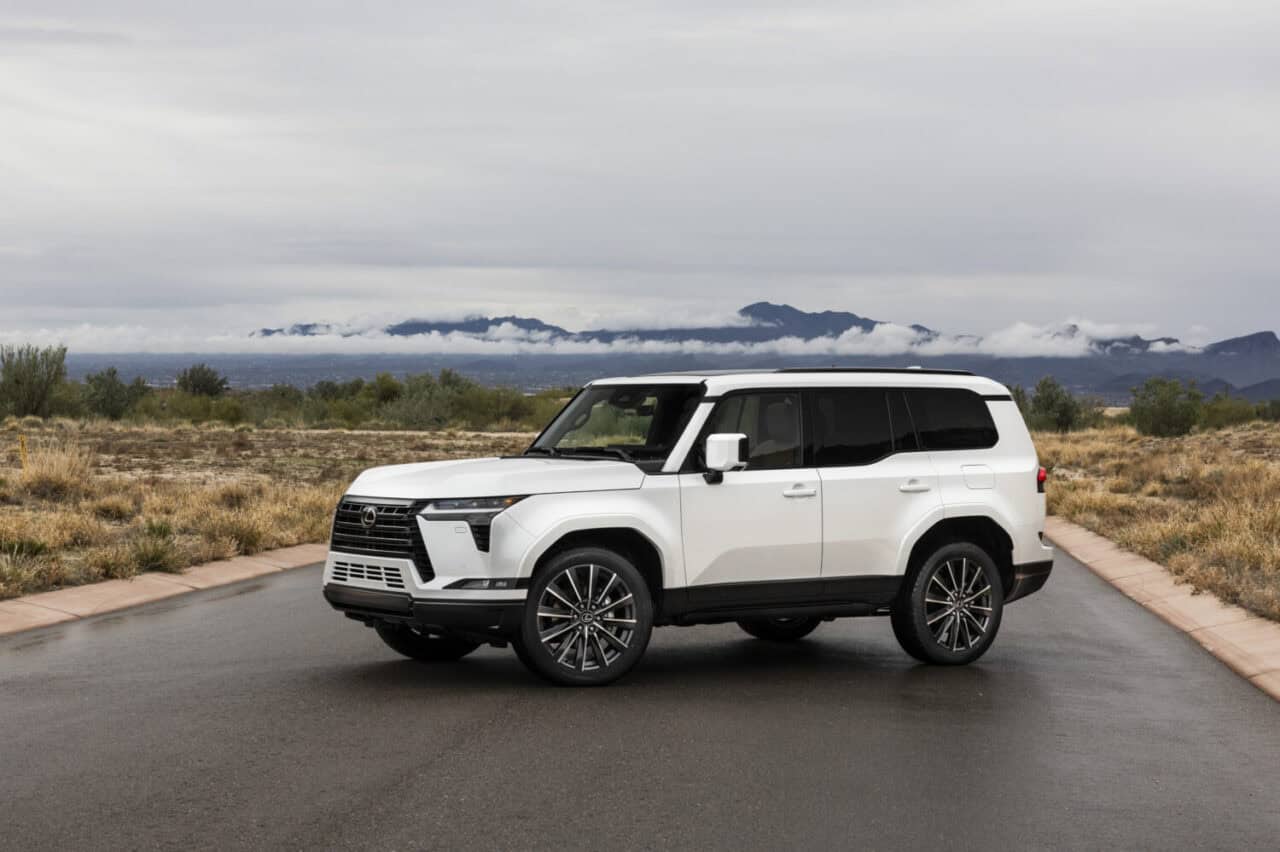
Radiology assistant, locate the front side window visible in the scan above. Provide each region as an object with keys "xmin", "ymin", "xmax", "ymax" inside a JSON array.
[
  {"xmin": 531, "ymin": 384, "xmax": 703, "ymax": 463},
  {"xmin": 811, "ymin": 388, "xmax": 893, "ymax": 466},
  {"xmin": 704, "ymin": 391, "xmax": 803, "ymax": 470},
  {"xmin": 905, "ymin": 388, "xmax": 998, "ymax": 450}
]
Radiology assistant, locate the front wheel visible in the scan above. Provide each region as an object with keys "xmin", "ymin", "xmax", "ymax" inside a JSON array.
[
  {"xmin": 518, "ymin": 547, "xmax": 653, "ymax": 686},
  {"xmin": 737, "ymin": 616, "xmax": 821, "ymax": 642},
  {"xmin": 891, "ymin": 542, "xmax": 1003, "ymax": 665},
  {"xmin": 375, "ymin": 625, "xmax": 479, "ymax": 662}
]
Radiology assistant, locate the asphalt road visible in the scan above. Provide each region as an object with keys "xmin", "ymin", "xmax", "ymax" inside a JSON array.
[{"xmin": 3, "ymin": 552, "xmax": 1278, "ymax": 851}]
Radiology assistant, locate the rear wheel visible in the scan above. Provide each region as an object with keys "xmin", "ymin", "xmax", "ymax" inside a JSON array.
[
  {"xmin": 375, "ymin": 624, "xmax": 479, "ymax": 662},
  {"xmin": 518, "ymin": 547, "xmax": 653, "ymax": 686},
  {"xmin": 737, "ymin": 616, "xmax": 821, "ymax": 642},
  {"xmin": 891, "ymin": 542, "xmax": 1003, "ymax": 665}
]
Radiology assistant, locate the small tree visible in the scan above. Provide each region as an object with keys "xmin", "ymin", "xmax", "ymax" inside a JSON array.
[
  {"xmin": 1028, "ymin": 377, "xmax": 1082, "ymax": 432},
  {"xmin": 84, "ymin": 368, "xmax": 132, "ymax": 419},
  {"xmin": 0, "ymin": 344, "xmax": 68, "ymax": 418},
  {"xmin": 1130, "ymin": 378, "xmax": 1203, "ymax": 437},
  {"xmin": 176, "ymin": 363, "xmax": 229, "ymax": 397}
]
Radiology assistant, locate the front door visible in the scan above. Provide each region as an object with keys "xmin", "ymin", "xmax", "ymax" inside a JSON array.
[{"xmin": 678, "ymin": 391, "xmax": 822, "ymax": 589}]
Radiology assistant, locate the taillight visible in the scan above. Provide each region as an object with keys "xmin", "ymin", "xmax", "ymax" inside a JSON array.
[{"xmin": 1037, "ymin": 466, "xmax": 1047, "ymax": 493}]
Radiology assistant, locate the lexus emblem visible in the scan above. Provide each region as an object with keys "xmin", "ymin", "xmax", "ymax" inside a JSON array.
[{"xmin": 360, "ymin": 505, "xmax": 378, "ymax": 529}]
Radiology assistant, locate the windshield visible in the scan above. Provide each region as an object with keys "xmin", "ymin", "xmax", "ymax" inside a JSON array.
[{"xmin": 529, "ymin": 384, "xmax": 704, "ymax": 463}]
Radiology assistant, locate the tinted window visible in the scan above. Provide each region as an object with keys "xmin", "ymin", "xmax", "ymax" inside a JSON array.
[
  {"xmin": 705, "ymin": 392, "xmax": 802, "ymax": 470},
  {"xmin": 905, "ymin": 388, "xmax": 998, "ymax": 450},
  {"xmin": 811, "ymin": 388, "xmax": 892, "ymax": 466},
  {"xmin": 887, "ymin": 390, "xmax": 920, "ymax": 452}
]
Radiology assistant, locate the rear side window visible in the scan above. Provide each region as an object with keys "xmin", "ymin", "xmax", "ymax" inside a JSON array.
[
  {"xmin": 810, "ymin": 388, "xmax": 892, "ymax": 466},
  {"xmin": 905, "ymin": 388, "xmax": 998, "ymax": 450}
]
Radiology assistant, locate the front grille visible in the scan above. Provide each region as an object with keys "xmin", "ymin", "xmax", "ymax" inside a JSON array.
[
  {"xmin": 330, "ymin": 499, "xmax": 433, "ymax": 581},
  {"xmin": 331, "ymin": 559, "xmax": 407, "ymax": 590}
]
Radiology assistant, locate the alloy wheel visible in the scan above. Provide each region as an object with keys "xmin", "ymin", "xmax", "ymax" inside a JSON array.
[
  {"xmin": 924, "ymin": 557, "xmax": 994, "ymax": 652},
  {"xmin": 536, "ymin": 563, "xmax": 638, "ymax": 672}
]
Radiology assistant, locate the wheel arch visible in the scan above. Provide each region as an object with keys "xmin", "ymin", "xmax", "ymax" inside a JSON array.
[
  {"xmin": 530, "ymin": 527, "xmax": 666, "ymax": 616},
  {"xmin": 903, "ymin": 516, "xmax": 1015, "ymax": 597}
]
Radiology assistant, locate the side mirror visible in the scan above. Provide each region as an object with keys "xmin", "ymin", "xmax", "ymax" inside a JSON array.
[{"xmin": 703, "ymin": 433, "xmax": 748, "ymax": 483}]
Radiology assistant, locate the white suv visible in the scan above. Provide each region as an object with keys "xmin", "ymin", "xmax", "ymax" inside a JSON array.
[{"xmin": 323, "ymin": 368, "xmax": 1053, "ymax": 685}]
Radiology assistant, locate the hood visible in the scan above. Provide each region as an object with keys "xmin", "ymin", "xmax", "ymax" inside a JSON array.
[{"xmin": 346, "ymin": 456, "xmax": 645, "ymax": 501}]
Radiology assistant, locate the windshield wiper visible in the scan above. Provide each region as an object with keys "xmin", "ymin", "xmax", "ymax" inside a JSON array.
[{"xmin": 524, "ymin": 446, "xmax": 561, "ymax": 457}]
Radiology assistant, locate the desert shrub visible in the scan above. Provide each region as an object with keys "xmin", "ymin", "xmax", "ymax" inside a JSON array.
[
  {"xmin": 142, "ymin": 517, "xmax": 174, "ymax": 539},
  {"xmin": 211, "ymin": 397, "xmax": 245, "ymax": 424},
  {"xmin": 199, "ymin": 512, "xmax": 268, "ymax": 554},
  {"xmin": 89, "ymin": 494, "xmax": 137, "ymax": 521},
  {"xmin": 0, "ymin": 533, "xmax": 48, "ymax": 557},
  {"xmin": 129, "ymin": 531, "xmax": 181, "ymax": 572},
  {"xmin": 42, "ymin": 513, "xmax": 109, "ymax": 548},
  {"xmin": 85, "ymin": 544, "xmax": 137, "ymax": 580},
  {"xmin": 84, "ymin": 368, "xmax": 149, "ymax": 419},
  {"xmin": 1200, "ymin": 393, "xmax": 1258, "ymax": 430},
  {"xmin": 0, "ymin": 344, "xmax": 68, "ymax": 418},
  {"xmin": 176, "ymin": 363, "xmax": 229, "ymax": 397},
  {"xmin": 382, "ymin": 375, "xmax": 452, "ymax": 429},
  {"xmin": 1026, "ymin": 377, "xmax": 1102, "ymax": 432},
  {"xmin": 19, "ymin": 441, "xmax": 95, "ymax": 500},
  {"xmin": 215, "ymin": 481, "xmax": 263, "ymax": 510},
  {"xmin": 1260, "ymin": 400, "xmax": 1280, "ymax": 422},
  {"xmin": 363, "ymin": 372, "xmax": 404, "ymax": 405},
  {"xmin": 0, "ymin": 550, "xmax": 64, "ymax": 597},
  {"xmin": 1130, "ymin": 378, "xmax": 1203, "ymax": 437}
]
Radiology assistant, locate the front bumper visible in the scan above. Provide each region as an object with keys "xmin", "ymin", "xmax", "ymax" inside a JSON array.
[
  {"xmin": 1004, "ymin": 559, "xmax": 1053, "ymax": 603},
  {"xmin": 323, "ymin": 584, "xmax": 523, "ymax": 637}
]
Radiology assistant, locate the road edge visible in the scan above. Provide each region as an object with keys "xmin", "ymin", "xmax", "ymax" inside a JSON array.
[
  {"xmin": 0, "ymin": 543, "xmax": 328, "ymax": 636},
  {"xmin": 1045, "ymin": 517, "xmax": 1280, "ymax": 703}
]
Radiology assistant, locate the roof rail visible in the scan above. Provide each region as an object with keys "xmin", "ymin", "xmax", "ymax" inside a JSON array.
[{"xmin": 774, "ymin": 367, "xmax": 975, "ymax": 376}]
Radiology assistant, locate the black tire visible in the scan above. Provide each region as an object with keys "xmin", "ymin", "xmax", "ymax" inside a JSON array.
[
  {"xmin": 375, "ymin": 625, "xmax": 480, "ymax": 662},
  {"xmin": 890, "ymin": 542, "xmax": 1004, "ymax": 665},
  {"xmin": 737, "ymin": 616, "xmax": 821, "ymax": 642},
  {"xmin": 518, "ymin": 546, "xmax": 654, "ymax": 686}
]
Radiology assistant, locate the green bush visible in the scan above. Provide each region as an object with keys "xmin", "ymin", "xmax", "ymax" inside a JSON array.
[
  {"xmin": 84, "ymin": 367, "xmax": 149, "ymax": 419},
  {"xmin": 0, "ymin": 344, "xmax": 67, "ymax": 418},
  {"xmin": 1025, "ymin": 377, "xmax": 1102, "ymax": 432},
  {"xmin": 1260, "ymin": 400, "xmax": 1280, "ymax": 422},
  {"xmin": 176, "ymin": 363, "xmax": 229, "ymax": 397},
  {"xmin": 1200, "ymin": 393, "xmax": 1258, "ymax": 430},
  {"xmin": 211, "ymin": 397, "xmax": 246, "ymax": 425},
  {"xmin": 1130, "ymin": 378, "xmax": 1203, "ymax": 437}
]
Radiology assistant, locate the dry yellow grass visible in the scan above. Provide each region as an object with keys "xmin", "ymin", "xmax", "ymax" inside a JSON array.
[
  {"xmin": 1037, "ymin": 422, "xmax": 1280, "ymax": 621},
  {"xmin": 0, "ymin": 423, "xmax": 533, "ymax": 600}
]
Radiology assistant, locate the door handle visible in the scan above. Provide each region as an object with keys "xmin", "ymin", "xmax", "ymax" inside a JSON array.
[
  {"xmin": 899, "ymin": 479, "xmax": 932, "ymax": 493},
  {"xmin": 783, "ymin": 485, "xmax": 817, "ymax": 498}
]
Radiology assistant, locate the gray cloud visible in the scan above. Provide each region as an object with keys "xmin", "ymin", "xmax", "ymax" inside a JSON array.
[{"xmin": 1, "ymin": 1, "xmax": 1278, "ymax": 346}]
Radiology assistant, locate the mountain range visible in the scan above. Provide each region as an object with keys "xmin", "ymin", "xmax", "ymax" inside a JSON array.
[{"xmin": 254, "ymin": 302, "xmax": 1280, "ymax": 401}]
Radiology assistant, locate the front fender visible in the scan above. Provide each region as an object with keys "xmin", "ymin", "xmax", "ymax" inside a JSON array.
[{"xmin": 504, "ymin": 484, "xmax": 684, "ymax": 587}]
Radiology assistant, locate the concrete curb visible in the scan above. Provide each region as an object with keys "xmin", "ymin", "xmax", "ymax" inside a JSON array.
[
  {"xmin": 1045, "ymin": 517, "xmax": 1280, "ymax": 703},
  {"xmin": 0, "ymin": 543, "xmax": 328, "ymax": 637}
]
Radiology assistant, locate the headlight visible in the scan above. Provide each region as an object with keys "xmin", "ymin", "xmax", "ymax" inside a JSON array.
[{"xmin": 421, "ymin": 496, "xmax": 527, "ymax": 514}]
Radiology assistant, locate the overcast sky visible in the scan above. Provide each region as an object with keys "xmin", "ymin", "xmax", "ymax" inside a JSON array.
[{"xmin": 2, "ymin": 0, "xmax": 1278, "ymax": 352}]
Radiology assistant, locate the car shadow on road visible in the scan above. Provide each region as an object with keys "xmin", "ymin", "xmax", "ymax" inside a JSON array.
[{"xmin": 319, "ymin": 633, "xmax": 1032, "ymax": 705}]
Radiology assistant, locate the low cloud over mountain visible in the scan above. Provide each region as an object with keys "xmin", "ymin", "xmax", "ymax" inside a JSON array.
[{"xmin": 253, "ymin": 301, "xmax": 1212, "ymax": 360}]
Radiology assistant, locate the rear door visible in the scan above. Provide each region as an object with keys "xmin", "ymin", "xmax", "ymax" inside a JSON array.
[
  {"xmin": 678, "ymin": 391, "xmax": 823, "ymax": 588},
  {"xmin": 903, "ymin": 387, "xmax": 1001, "ymax": 515},
  {"xmin": 812, "ymin": 388, "xmax": 942, "ymax": 578}
]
